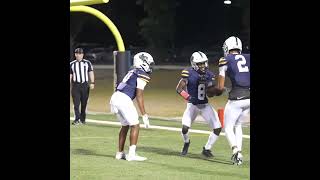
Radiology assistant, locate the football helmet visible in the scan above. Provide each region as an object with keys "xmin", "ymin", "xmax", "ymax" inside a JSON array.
[
  {"xmin": 133, "ymin": 52, "xmax": 155, "ymax": 73},
  {"xmin": 190, "ymin": 51, "xmax": 208, "ymax": 73},
  {"xmin": 222, "ymin": 36, "xmax": 242, "ymax": 57}
]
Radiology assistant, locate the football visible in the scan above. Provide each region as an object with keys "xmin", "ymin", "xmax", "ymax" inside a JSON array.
[{"xmin": 206, "ymin": 86, "xmax": 216, "ymax": 97}]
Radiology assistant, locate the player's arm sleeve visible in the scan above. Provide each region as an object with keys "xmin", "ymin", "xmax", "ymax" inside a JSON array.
[
  {"xmin": 218, "ymin": 57, "xmax": 228, "ymax": 77},
  {"xmin": 137, "ymin": 73, "xmax": 150, "ymax": 90},
  {"xmin": 180, "ymin": 69, "xmax": 189, "ymax": 85},
  {"xmin": 181, "ymin": 69, "xmax": 189, "ymax": 79},
  {"xmin": 137, "ymin": 78, "xmax": 148, "ymax": 90},
  {"xmin": 216, "ymin": 66, "xmax": 226, "ymax": 96}
]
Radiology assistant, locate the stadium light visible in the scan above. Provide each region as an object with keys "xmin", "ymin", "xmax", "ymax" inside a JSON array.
[
  {"xmin": 70, "ymin": 0, "xmax": 109, "ymax": 6},
  {"xmin": 224, "ymin": 0, "xmax": 231, "ymax": 5}
]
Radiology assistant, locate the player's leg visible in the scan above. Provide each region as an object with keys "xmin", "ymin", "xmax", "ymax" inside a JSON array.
[
  {"xmin": 116, "ymin": 113, "xmax": 129, "ymax": 160},
  {"xmin": 235, "ymin": 106, "xmax": 249, "ymax": 153},
  {"xmin": 118, "ymin": 95, "xmax": 146, "ymax": 161},
  {"xmin": 181, "ymin": 103, "xmax": 198, "ymax": 156},
  {"xmin": 127, "ymin": 125, "xmax": 147, "ymax": 161},
  {"xmin": 233, "ymin": 100, "xmax": 250, "ymax": 164},
  {"xmin": 200, "ymin": 104, "xmax": 221, "ymax": 157},
  {"xmin": 234, "ymin": 124, "xmax": 242, "ymax": 152},
  {"xmin": 224, "ymin": 100, "xmax": 244, "ymax": 164},
  {"xmin": 110, "ymin": 92, "xmax": 130, "ymax": 160},
  {"xmin": 129, "ymin": 124, "xmax": 140, "ymax": 146},
  {"xmin": 181, "ymin": 125, "xmax": 190, "ymax": 156},
  {"xmin": 71, "ymin": 84, "xmax": 81, "ymax": 125},
  {"xmin": 224, "ymin": 100, "xmax": 242, "ymax": 150}
]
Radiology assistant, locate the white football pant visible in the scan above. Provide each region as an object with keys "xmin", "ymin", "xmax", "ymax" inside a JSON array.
[
  {"xmin": 224, "ymin": 99, "xmax": 250, "ymax": 149},
  {"xmin": 182, "ymin": 103, "xmax": 221, "ymax": 129},
  {"xmin": 110, "ymin": 91, "xmax": 139, "ymax": 126}
]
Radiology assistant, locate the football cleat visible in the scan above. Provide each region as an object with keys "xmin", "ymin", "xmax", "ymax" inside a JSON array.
[
  {"xmin": 115, "ymin": 152, "xmax": 126, "ymax": 160},
  {"xmin": 231, "ymin": 151, "xmax": 243, "ymax": 165},
  {"xmin": 72, "ymin": 120, "xmax": 82, "ymax": 125},
  {"xmin": 126, "ymin": 154, "xmax": 147, "ymax": 161},
  {"xmin": 181, "ymin": 140, "xmax": 190, "ymax": 156},
  {"xmin": 202, "ymin": 147, "xmax": 214, "ymax": 157}
]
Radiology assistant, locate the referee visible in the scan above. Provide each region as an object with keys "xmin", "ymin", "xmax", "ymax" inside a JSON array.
[{"xmin": 70, "ymin": 48, "xmax": 95, "ymax": 125}]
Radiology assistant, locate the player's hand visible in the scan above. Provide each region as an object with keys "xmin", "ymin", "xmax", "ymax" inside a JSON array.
[
  {"xmin": 142, "ymin": 114, "xmax": 150, "ymax": 128},
  {"xmin": 90, "ymin": 83, "xmax": 95, "ymax": 90}
]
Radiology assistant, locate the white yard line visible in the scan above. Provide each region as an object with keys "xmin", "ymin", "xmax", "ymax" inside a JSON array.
[{"xmin": 70, "ymin": 118, "xmax": 250, "ymax": 139}]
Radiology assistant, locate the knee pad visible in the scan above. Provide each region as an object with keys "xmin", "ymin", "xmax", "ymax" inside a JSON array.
[
  {"xmin": 182, "ymin": 126, "xmax": 189, "ymax": 134},
  {"xmin": 213, "ymin": 127, "xmax": 222, "ymax": 136}
]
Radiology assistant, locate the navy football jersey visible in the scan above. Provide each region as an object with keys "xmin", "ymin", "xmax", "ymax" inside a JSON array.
[
  {"xmin": 219, "ymin": 53, "xmax": 250, "ymax": 100},
  {"xmin": 181, "ymin": 67, "xmax": 215, "ymax": 105},
  {"xmin": 219, "ymin": 54, "xmax": 250, "ymax": 88},
  {"xmin": 116, "ymin": 68, "xmax": 150, "ymax": 100}
]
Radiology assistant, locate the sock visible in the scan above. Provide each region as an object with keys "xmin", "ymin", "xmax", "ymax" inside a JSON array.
[
  {"xmin": 225, "ymin": 125, "xmax": 237, "ymax": 150},
  {"xmin": 181, "ymin": 132, "xmax": 190, "ymax": 143},
  {"xmin": 129, "ymin": 145, "xmax": 136, "ymax": 156},
  {"xmin": 204, "ymin": 132, "xmax": 219, "ymax": 150},
  {"xmin": 235, "ymin": 125, "xmax": 243, "ymax": 151}
]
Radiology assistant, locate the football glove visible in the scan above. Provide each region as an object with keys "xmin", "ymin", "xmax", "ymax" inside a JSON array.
[{"xmin": 142, "ymin": 114, "xmax": 150, "ymax": 128}]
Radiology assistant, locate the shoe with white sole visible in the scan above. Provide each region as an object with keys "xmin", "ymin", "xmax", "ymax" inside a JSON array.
[
  {"xmin": 231, "ymin": 151, "xmax": 243, "ymax": 165},
  {"xmin": 115, "ymin": 152, "xmax": 126, "ymax": 160},
  {"xmin": 126, "ymin": 154, "xmax": 147, "ymax": 161}
]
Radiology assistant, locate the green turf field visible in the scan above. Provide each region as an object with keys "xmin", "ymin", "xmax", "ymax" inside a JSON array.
[
  {"xmin": 70, "ymin": 67, "xmax": 250, "ymax": 179},
  {"xmin": 70, "ymin": 115, "xmax": 250, "ymax": 180},
  {"xmin": 74, "ymin": 113, "xmax": 250, "ymax": 135}
]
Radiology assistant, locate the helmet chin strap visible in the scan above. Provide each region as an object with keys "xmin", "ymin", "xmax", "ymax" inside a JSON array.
[
  {"xmin": 198, "ymin": 69, "xmax": 206, "ymax": 74},
  {"xmin": 198, "ymin": 67, "xmax": 207, "ymax": 74}
]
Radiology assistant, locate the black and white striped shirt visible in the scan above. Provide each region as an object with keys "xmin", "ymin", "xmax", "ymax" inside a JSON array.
[{"xmin": 70, "ymin": 59, "xmax": 93, "ymax": 83}]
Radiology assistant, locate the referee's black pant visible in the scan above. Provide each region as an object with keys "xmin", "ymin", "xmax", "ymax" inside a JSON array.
[{"xmin": 71, "ymin": 82, "xmax": 90, "ymax": 123}]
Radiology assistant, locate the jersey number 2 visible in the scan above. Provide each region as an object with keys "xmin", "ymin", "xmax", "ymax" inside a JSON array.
[{"xmin": 236, "ymin": 55, "xmax": 249, "ymax": 72}]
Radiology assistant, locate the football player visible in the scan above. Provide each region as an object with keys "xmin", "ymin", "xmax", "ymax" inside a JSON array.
[
  {"xmin": 216, "ymin": 36, "xmax": 250, "ymax": 165},
  {"xmin": 176, "ymin": 51, "xmax": 222, "ymax": 158},
  {"xmin": 110, "ymin": 52, "xmax": 154, "ymax": 161}
]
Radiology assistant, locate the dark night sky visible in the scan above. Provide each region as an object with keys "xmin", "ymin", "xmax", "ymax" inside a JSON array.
[{"xmin": 71, "ymin": 0, "xmax": 249, "ymax": 49}]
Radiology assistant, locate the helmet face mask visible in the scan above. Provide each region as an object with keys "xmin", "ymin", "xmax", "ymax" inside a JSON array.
[
  {"xmin": 223, "ymin": 36, "xmax": 242, "ymax": 57},
  {"xmin": 133, "ymin": 52, "xmax": 155, "ymax": 73},
  {"xmin": 195, "ymin": 62, "xmax": 207, "ymax": 73},
  {"xmin": 190, "ymin": 51, "xmax": 208, "ymax": 74}
]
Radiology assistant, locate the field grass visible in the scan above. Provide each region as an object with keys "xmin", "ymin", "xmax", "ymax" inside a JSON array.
[
  {"xmin": 71, "ymin": 113, "xmax": 250, "ymax": 135},
  {"xmin": 70, "ymin": 67, "xmax": 250, "ymax": 179},
  {"xmin": 70, "ymin": 115, "xmax": 250, "ymax": 180}
]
